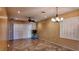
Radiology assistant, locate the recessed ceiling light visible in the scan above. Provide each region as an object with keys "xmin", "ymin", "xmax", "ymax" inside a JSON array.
[{"xmin": 18, "ymin": 11, "xmax": 20, "ymax": 14}]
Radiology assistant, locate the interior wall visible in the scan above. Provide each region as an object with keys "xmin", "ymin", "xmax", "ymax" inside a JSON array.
[
  {"xmin": 37, "ymin": 9, "xmax": 79, "ymax": 50},
  {"xmin": 0, "ymin": 8, "xmax": 8, "ymax": 50},
  {"xmin": 37, "ymin": 18, "xmax": 60, "ymax": 42}
]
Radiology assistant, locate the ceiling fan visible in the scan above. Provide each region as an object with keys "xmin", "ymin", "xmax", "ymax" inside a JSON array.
[{"xmin": 27, "ymin": 17, "xmax": 36, "ymax": 23}]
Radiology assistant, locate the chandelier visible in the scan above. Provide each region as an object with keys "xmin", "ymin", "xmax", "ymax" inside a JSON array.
[{"xmin": 51, "ymin": 7, "xmax": 63, "ymax": 23}]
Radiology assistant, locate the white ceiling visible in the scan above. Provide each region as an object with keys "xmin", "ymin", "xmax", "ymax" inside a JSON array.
[{"xmin": 7, "ymin": 7, "xmax": 79, "ymax": 22}]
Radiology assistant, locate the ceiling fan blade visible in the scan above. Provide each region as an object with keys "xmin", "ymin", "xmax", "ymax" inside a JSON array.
[{"xmin": 27, "ymin": 17, "xmax": 36, "ymax": 22}]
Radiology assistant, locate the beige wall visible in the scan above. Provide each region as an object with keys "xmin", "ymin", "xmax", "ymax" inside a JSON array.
[
  {"xmin": 37, "ymin": 9, "xmax": 79, "ymax": 50},
  {"xmin": 0, "ymin": 8, "xmax": 8, "ymax": 50},
  {"xmin": 37, "ymin": 18, "xmax": 60, "ymax": 42},
  {"xmin": 60, "ymin": 9, "xmax": 79, "ymax": 19}
]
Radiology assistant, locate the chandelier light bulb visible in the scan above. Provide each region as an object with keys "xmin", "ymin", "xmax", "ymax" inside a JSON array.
[
  {"xmin": 51, "ymin": 18, "xmax": 56, "ymax": 22},
  {"xmin": 51, "ymin": 17, "xmax": 64, "ymax": 22},
  {"xmin": 56, "ymin": 17, "xmax": 60, "ymax": 21},
  {"xmin": 61, "ymin": 17, "xmax": 64, "ymax": 21}
]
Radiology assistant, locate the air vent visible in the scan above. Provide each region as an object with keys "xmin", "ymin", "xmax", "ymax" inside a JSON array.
[{"xmin": 41, "ymin": 11, "xmax": 46, "ymax": 13}]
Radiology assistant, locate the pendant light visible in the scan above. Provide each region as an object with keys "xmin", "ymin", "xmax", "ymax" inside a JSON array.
[{"xmin": 51, "ymin": 7, "xmax": 63, "ymax": 23}]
